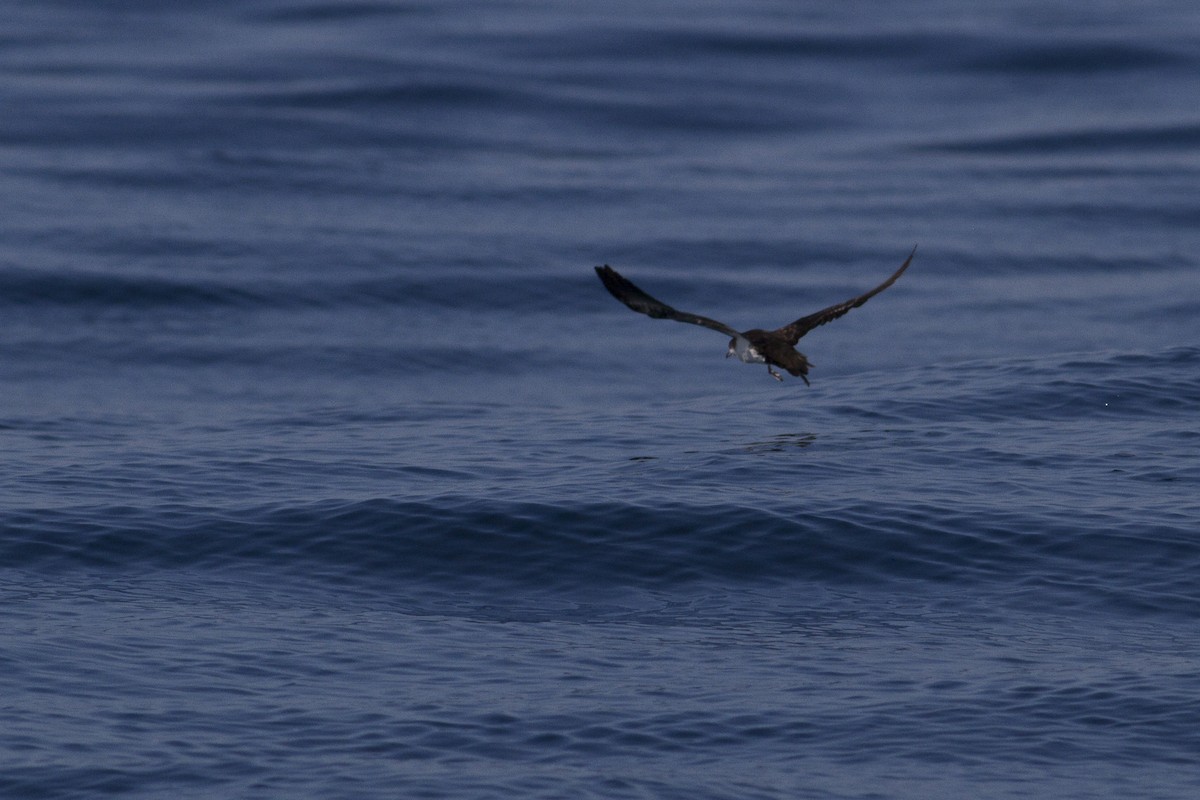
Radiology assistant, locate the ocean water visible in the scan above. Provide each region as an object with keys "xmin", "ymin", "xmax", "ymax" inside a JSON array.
[{"xmin": 3, "ymin": 1, "xmax": 1200, "ymax": 797}]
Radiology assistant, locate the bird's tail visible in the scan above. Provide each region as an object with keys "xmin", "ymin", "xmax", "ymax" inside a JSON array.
[{"xmin": 781, "ymin": 352, "xmax": 812, "ymax": 385}]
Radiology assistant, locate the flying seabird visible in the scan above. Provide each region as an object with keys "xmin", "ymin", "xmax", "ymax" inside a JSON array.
[{"xmin": 594, "ymin": 246, "xmax": 916, "ymax": 383}]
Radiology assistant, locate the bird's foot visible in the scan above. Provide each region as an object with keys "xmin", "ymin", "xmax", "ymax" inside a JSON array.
[{"xmin": 768, "ymin": 367, "xmax": 783, "ymax": 382}]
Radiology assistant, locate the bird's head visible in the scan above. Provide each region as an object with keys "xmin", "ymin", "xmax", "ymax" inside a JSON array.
[{"xmin": 726, "ymin": 338, "xmax": 738, "ymax": 358}]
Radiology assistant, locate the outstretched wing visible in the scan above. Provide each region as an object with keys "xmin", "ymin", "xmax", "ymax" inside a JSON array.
[
  {"xmin": 776, "ymin": 245, "xmax": 916, "ymax": 345},
  {"xmin": 595, "ymin": 265, "xmax": 742, "ymax": 338}
]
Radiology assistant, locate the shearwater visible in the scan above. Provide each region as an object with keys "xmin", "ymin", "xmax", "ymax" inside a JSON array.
[{"xmin": 594, "ymin": 246, "xmax": 916, "ymax": 383}]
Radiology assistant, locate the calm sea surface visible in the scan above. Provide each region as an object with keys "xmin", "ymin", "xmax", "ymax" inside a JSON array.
[{"xmin": 2, "ymin": 1, "xmax": 1199, "ymax": 798}]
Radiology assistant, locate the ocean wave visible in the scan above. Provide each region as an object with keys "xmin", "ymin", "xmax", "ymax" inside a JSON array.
[
  {"xmin": 0, "ymin": 267, "xmax": 589, "ymax": 315},
  {"xmin": 4, "ymin": 490, "xmax": 1197, "ymax": 616},
  {"xmin": 0, "ymin": 268, "xmax": 266, "ymax": 309},
  {"xmin": 834, "ymin": 347, "xmax": 1200, "ymax": 424},
  {"xmin": 917, "ymin": 123, "xmax": 1200, "ymax": 155},
  {"xmin": 512, "ymin": 26, "xmax": 1191, "ymax": 75}
]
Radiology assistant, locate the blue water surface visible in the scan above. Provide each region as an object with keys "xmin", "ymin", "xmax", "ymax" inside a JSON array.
[{"xmin": 2, "ymin": 1, "xmax": 1200, "ymax": 798}]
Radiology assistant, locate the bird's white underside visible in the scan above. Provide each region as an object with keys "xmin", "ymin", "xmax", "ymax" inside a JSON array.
[{"xmin": 729, "ymin": 336, "xmax": 765, "ymax": 364}]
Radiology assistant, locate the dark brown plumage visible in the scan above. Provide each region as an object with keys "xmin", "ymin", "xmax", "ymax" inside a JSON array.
[{"xmin": 594, "ymin": 246, "xmax": 916, "ymax": 383}]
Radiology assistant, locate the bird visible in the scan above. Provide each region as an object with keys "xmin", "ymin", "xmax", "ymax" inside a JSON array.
[{"xmin": 594, "ymin": 246, "xmax": 916, "ymax": 384}]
